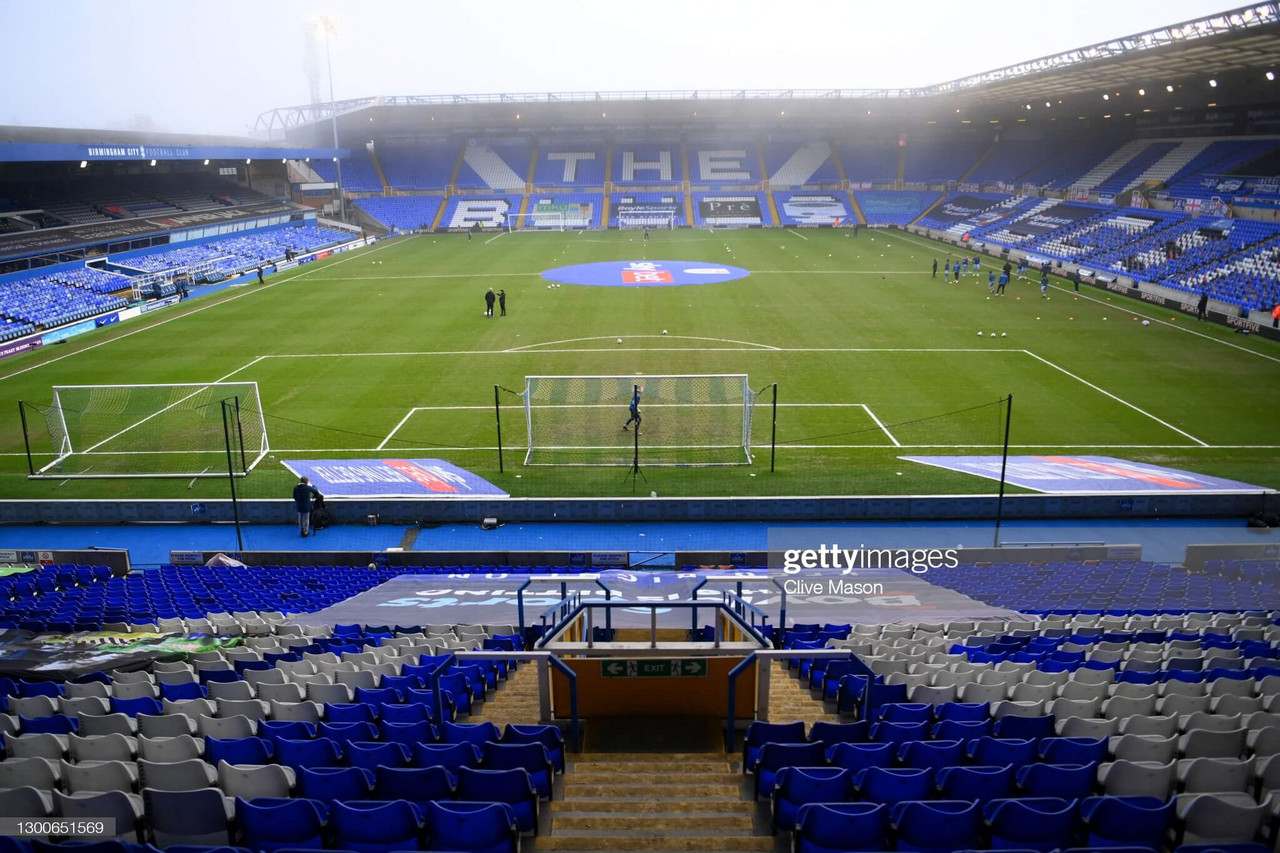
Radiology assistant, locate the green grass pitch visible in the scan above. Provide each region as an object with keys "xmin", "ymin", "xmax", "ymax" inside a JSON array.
[{"xmin": 1, "ymin": 226, "xmax": 1277, "ymax": 500}]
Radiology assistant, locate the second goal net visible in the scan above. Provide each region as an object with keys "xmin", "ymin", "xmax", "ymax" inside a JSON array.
[
  {"xmin": 521, "ymin": 374, "xmax": 759, "ymax": 467},
  {"xmin": 20, "ymin": 382, "xmax": 269, "ymax": 479}
]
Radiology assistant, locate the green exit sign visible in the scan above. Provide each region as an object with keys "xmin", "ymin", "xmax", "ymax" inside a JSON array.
[{"xmin": 600, "ymin": 659, "xmax": 708, "ymax": 678}]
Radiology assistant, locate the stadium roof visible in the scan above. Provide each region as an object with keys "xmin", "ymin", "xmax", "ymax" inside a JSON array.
[{"xmin": 257, "ymin": 3, "xmax": 1280, "ymax": 134}]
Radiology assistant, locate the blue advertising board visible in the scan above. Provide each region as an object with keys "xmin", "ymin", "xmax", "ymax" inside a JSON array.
[
  {"xmin": 281, "ymin": 459, "xmax": 509, "ymax": 499},
  {"xmin": 901, "ymin": 455, "xmax": 1267, "ymax": 493}
]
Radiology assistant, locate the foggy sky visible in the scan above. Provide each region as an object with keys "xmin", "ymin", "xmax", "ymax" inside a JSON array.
[{"xmin": 0, "ymin": 0, "xmax": 1244, "ymax": 135}]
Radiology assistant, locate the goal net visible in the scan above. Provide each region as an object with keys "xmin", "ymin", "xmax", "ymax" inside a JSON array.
[
  {"xmin": 521, "ymin": 374, "xmax": 757, "ymax": 467},
  {"xmin": 20, "ymin": 382, "xmax": 269, "ymax": 479},
  {"xmin": 619, "ymin": 212, "xmax": 675, "ymax": 230},
  {"xmin": 506, "ymin": 211, "xmax": 564, "ymax": 232}
]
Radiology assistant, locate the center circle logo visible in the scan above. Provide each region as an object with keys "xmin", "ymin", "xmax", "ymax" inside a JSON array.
[{"xmin": 541, "ymin": 260, "xmax": 750, "ymax": 287}]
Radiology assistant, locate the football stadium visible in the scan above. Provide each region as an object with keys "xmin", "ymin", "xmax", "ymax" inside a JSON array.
[{"xmin": 1, "ymin": 1, "xmax": 1280, "ymax": 850}]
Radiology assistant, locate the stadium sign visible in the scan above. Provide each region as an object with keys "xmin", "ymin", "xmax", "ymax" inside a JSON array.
[
  {"xmin": 0, "ymin": 337, "xmax": 42, "ymax": 362},
  {"xmin": 541, "ymin": 260, "xmax": 750, "ymax": 288},
  {"xmin": 281, "ymin": 459, "xmax": 509, "ymax": 499},
  {"xmin": 902, "ymin": 455, "xmax": 1267, "ymax": 493},
  {"xmin": 600, "ymin": 659, "xmax": 707, "ymax": 678}
]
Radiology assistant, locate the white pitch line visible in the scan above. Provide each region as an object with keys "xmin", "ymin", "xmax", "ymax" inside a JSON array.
[
  {"xmin": 505, "ymin": 334, "xmax": 781, "ymax": 352},
  {"xmin": 254, "ymin": 347, "xmax": 1018, "ymax": 359},
  {"xmin": 0, "ymin": 239, "xmax": 395, "ymax": 384},
  {"xmin": 11, "ymin": 443, "xmax": 1274, "ymax": 458},
  {"xmin": 377, "ymin": 407, "xmax": 422, "ymax": 450},
  {"xmin": 391, "ymin": 402, "xmax": 872, "ymax": 411},
  {"xmin": 1022, "ymin": 349, "xmax": 1210, "ymax": 447},
  {"xmin": 484, "ymin": 232, "xmax": 507, "ymax": 244},
  {"xmin": 861, "ymin": 404, "xmax": 901, "ymax": 447},
  {"xmin": 785, "ymin": 229, "xmax": 810, "ymax": 241}
]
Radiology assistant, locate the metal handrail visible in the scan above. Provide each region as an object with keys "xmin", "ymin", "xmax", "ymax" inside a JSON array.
[
  {"xmin": 446, "ymin": 649, "xmax": 581, "ymax": 753},
  {"xmin": 425, "ymin": 651, "xmax": 456, "ymax": 726},
  {"xmin": 725, "ymin": 653, "xmax": 758, "ymax": 752},
  {"xmin": 545, "ymin": 653, "xmax": 581, "ymax": 752}
]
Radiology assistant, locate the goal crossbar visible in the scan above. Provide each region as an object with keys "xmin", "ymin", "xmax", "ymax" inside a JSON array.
[{"xmin": 520, "ymin": 373, "xmax": 756, "ymax": 467}]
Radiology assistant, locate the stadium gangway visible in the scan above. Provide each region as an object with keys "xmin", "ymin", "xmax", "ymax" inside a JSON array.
[
  {"xmin": 427, "ymin": 649, "xmax": 580, "ymax": 753},
  {"xmin": 534, "ymin": 598, "xmax": 770, "ymax": 651},
  {"xmin": 726, "ymin": 649, "xmax": 874, "ymax": 751}
]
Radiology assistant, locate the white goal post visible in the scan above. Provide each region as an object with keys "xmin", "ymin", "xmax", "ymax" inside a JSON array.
[
  {"xmin": 20, "ymin": 382, "xmax": 270, "ymax": 479},
  {"xmin": 618, "ymin": 212, "xmax": 675, "ymax": 230},
  {"xmin": 506, "ymin": 211, "xmax": 565, "ymax": 232},
  {"xmin": 520, "ymin": 374, "xmax": 758, "ymax": 467}
]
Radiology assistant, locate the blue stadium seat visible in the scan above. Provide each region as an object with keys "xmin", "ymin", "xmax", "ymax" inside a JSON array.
[
  {"xmin": 794, "ymin": 802, "xmax": 889, "ymax": 853},
  {"xmin": 501, "ymin": 724, "xmax": 565, "ymax": 773},
  {"xmin": 753, "ymin": 741, "xmax": 826, "ymax": 799},
  {"xmin": 855, "ymin": 766, "xmax": 934, "ymax": 805},
  {"xmin": 331, "ymin": 800, "xmax": 424, "ymax": 853},
  {"xmin": 235, "ymin": 797, "xmax": 327, "ymax": 853},
  {"xmin": 984, "ymin": 798, "xmax": 1079, "ymax": 853},
  {"xmin": 374, "ymin": 764, "xmax": 454, "ymax": 804},
  {"xmin": 1079, "ymin": 795, "xmax": 1175, "ymax": 851},
  {"xmin": 204, "ymin": 736, "xmax": 272, "ymax": 766},
  {"xmin": 1016, "ymin": 762, "xmax": 1096, "ymax": 799},
  {"xmin": 742, "ymin": 721, "xmax": 806, "ymax": 770},
  {"xmin": 296, "ymin": 766, "xmax": 374, "ymax": 806},
  {"xmin": 346, "ymin": 741, "xmax": 411, "ymax": 772},
  {"xmin": 276, "ymin": 737, "xmax": 343, "ymax": 771},
  {"xmin": 414, "ymin": 742, "xmax": 481, "ymax": 774},
  {"xmin": 481, "ymin": 741, "xmax": 554, "ymax": 799},
  {"xmin": 891, "ymin": 799, "xmax": 982, "ymax": 853},
  {"xmin": 827, "ymin": 741, "xmax": 895, "ymax": 773},
  {"xmin": 422, "ymin": 800, "xmax": 518, "ymax": 853},
  {"xmin": 937, "ymin": 764, "xmax": 1016, "ymax": 802},
  {"xmin": 772, "ymin": 766, "xmax": 855, "ymax": 832},
  {"xmin": 456, "ymin": 767, "xmax": 538, "ymax": 834}
]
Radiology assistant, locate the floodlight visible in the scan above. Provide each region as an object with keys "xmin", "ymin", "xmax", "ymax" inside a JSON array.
[
  {"xmin": 1269, "ymin": 71, "xmax": 1276, "ymax": 81},
  {"xmin": 1209, "ymin": 79, "xmax": 1217, "ymax": 87},
  {"xmin": 1138, "ymin": 88, "xmax": 1146, "ymax": 95},
  {"xmin": 79, "ymin": 161, "xmax": 87, "ymax": 168}
]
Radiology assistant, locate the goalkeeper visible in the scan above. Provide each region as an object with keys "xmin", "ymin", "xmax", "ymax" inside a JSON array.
[{"xmin": 621, "ymin": 385, "xmax": 643, "ymax": 432}]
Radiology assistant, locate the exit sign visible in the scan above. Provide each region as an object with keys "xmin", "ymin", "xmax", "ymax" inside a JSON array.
[{"xmin": 600, "ymin": 659, "xmax": 707, "ymax": 678}]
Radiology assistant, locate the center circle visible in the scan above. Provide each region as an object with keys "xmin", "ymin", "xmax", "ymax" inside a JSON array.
[{"xmin": 541, "ymin": 260, "xmax": 751, "ymax": 287}]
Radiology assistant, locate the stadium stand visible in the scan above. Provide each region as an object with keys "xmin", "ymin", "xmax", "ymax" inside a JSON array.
[
  {"xmin": 517, "ymin": 193, "xmax": 603, "ymax": 229},
  {"xmin": 854, "ymin": 190, "xmax": 940, "ymax": 225},
  {"xmin": 608, "ymin": 191, "xmax": 686, "ymax": 227},
  {"xmin": 439, "ymin": 195, "xmax": 524, "ymax": 229},
  {"xmin": 1091, "ymin": 141, "xmax": 1183, "ymax": 195},
  {"xmin": 113, "ymin": 226, "xmax": 352, "ymax": 279},
  {"xmin": 966, "ymin": 140, "xmax": 1055, "ymax": 186},
  {"xmin": 610, "ymin": 143, "xmax": 682, "ymax": 185},
  {"xmin": 772, "ymin": 190, "xmax": 855, "ymax": 226},
  {"xmin": 0, "ymin": 276, "xmax": 128, "ymax": 328},
  {"xmin": 764, "ymin": 140, "xmax": 840, "ymax": 186},
  {"xmin": 688, "ymin": 141, "xmax": 760, "ymax": 184},
  {"xmin": 692, "ymin": 191, "xmax": 772, "ymax": 227},
  {"xmin": 455, "ymin": 141, "xmax": 531, "ymax": 191},
  {"xmin": 902, "ymin": 139, "xmax": 990, "ymax": 184},
  {"xmin": 0, "ymin": 175, "xmax": 274, "ymax": 231},
  {"xmin": 531, "ymin": 143, "xmax": 606, "ymax": 187},
  {"xmin": 839, "ymin": 142, "xmax": 900, "ymax": 184},
  {"xmin": 311, "ymin": 152, "xmax": 383, "ymax": 194},
  {"xmin": 375, "ymin": 142, "xmax": 459, "ymax": 191},
  {"xmin": 355, "ymin": 196, "xmax": 445, "ymax": 232}
]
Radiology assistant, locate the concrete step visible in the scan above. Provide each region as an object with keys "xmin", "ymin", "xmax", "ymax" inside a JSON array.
[
  {"xmin": 569, "ymin": 771, "xmax": 741, "ymax": 786},
  {"xmin": 563, "ymin": 783, "xmax": 742, "ymax": 799},
  {"xmin": 552, "ymin": 815, "xmax": 755, "ymax": 832},
  {"xmin": 551, "ymin": 800, "xmax": 755, "ymax": 814},
  {"xmin": 570, "ymin": 761, "xmax": 733, "ymax": 773},
  {"xmin": 534, "ymin": 836, "xmax": 774, "ymax": 852},
  {"xmin": 575, "ymin": 752, "xmax": 731, "ymax": 762}
]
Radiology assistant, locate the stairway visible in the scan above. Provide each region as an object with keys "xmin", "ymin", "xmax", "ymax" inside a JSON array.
[
  {"xmin": 766, "ymin": 660, "xmax": 841, "ymax": 724},
  {"xmin": 540, "ymin": 752, "xmax": 770, "ymax": 852},
  {"xmin": 469, "ymin": 659, "xmax": 542, "ymax": 726}
]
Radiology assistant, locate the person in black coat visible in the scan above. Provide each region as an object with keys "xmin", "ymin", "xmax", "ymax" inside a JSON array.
[{"xmin": 484, "ymin": 288, "xmax": 496, "ymax": 317}]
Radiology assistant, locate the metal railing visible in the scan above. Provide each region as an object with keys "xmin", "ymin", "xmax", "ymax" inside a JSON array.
[
  {"xmin": 536, "ymin": 599, "xmax": 770, "ymax": 650},
  {"xmin": 725, "ymin": 649, "xmax": 871, "ymax": 751},
  {"xmin": 432, "ymin": 649, "xmax": 581, "ymax": 752}
]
